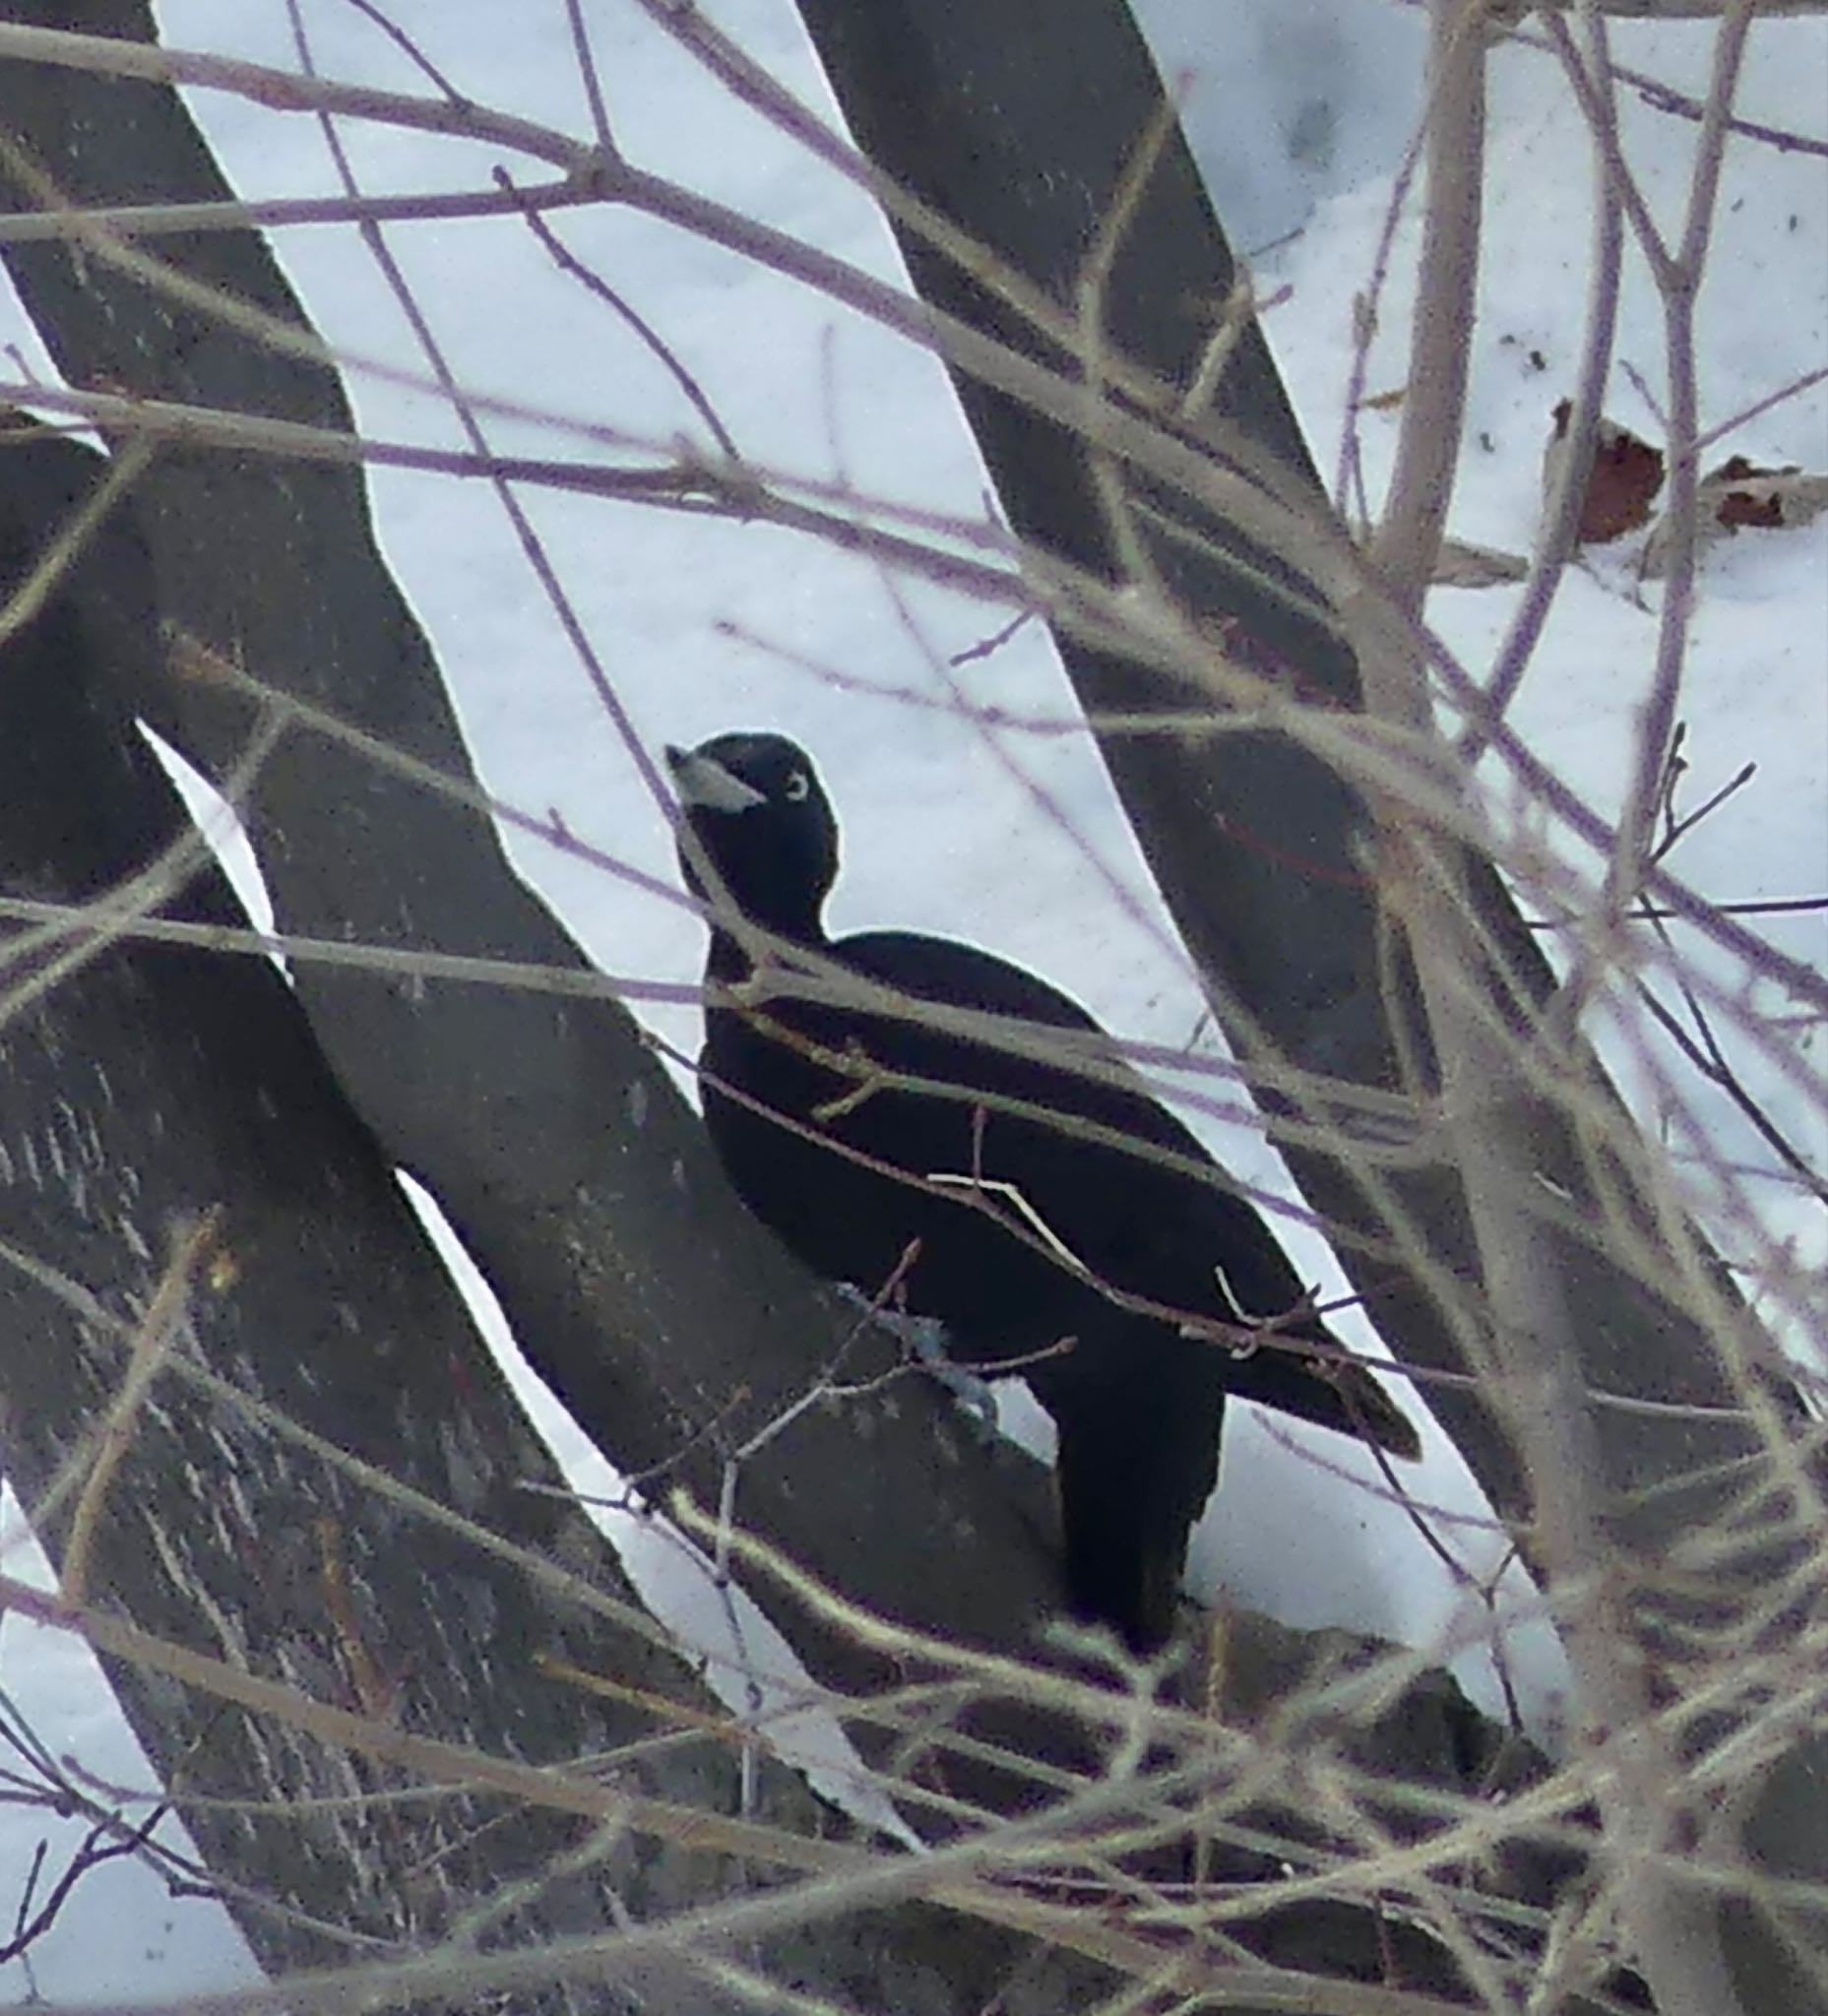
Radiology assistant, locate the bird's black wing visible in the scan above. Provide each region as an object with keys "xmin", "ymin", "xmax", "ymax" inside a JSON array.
[
  {"xmin": 701, "ymin": 927, "xmax": 1101, "ymax": 1357},
  {"xmin": 702, "ymin": 925, "xmax": 1413, "ymax": 1453},
  {"xmin": 838, "ymin": 932, "xmax": 1417, "ymax": 1457},
  {"xmin": 700, "ymin": 922, "xmax": 1416, "ymax": 1650}
]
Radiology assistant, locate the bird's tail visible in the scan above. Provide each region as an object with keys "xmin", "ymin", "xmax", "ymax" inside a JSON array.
[
  {"xmin": 1052, "ymin": 1384, "xmax": 1223, "ymax": 1655},
  {"xmin": 1049, "ymin": 1337, "xmax": 1418, "ymax": 1652}
]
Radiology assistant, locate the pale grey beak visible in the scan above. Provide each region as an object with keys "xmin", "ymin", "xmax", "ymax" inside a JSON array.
[{"xmin": 664, "ymin": 744, "xmax": 766, "ymax": 813}]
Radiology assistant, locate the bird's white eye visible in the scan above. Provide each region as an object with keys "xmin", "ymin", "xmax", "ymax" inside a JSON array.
[{"xmin": 783, "ymin": 770, "xmax": 811, "ymax": 802}]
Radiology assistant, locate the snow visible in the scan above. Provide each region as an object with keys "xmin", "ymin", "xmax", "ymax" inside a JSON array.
[
  {"xmin": 1, "ymin": 0, "xmax": 1822, "ymax": 1995},
  {"xmin": 0, "ymin": 1509, "xmax": 263, "ymax": 1998},
  {"xmin": 1135, "ymin": 0, "xmax": 1428, "ymax": 254}
]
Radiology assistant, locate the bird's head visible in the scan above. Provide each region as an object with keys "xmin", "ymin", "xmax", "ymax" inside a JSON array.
[{"xmin": 665, "ymin": 731, "xmax": 840, "ymax": 945}]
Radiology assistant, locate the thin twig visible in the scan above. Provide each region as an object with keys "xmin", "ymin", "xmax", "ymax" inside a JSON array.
[
  {"xmin": 494, "ymin": 167, "xmax": 741, "ymax": 462},
  {"xmin": 1604, "ymin": 3, "xmax": 1757, "ymax": 925},
  {"xmin": 58, "ymin": 1213, "xmax": 222, "ymax": 1606},
  {"xmin": 1459, "ymin": 0, "xmax": 1623, "ymax": 764}
]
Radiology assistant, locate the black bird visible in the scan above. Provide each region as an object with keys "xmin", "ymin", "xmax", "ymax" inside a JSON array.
[{"xmin": 667, "ymin": 730, "xmax": 1418, "ymax": 1651}]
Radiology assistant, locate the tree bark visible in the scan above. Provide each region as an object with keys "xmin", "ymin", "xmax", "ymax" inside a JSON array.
[
  {"xmin": 782, "ymin": 1, "xmax": 1822, "ymax": 2007},
  {"xmin": 788, "ymin": 0, "xmax": 1788, "ymax": 1551},
  {"xmin": 0, "ymin": 424, "xmax": 804, "ymax": 2008},
  {"xmin": 0, "ymin": 0, "xmax": 1075, "ymax": 1713}
]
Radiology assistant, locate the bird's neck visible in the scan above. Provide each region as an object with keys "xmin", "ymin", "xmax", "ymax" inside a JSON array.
[{"xmin": 706, "ymin": 910, "xmax": 827, "ymax": 985}]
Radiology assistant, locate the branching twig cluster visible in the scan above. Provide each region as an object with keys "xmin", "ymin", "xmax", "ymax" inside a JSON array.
[{"xmin": 0, "ymin": 1, "xmax": 1821, "ymax": 2011}]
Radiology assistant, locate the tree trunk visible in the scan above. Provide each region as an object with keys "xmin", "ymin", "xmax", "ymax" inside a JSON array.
[
  {"xmin": 0, "ymin": 0, "xmax": 1075, "ymax": 1711},
  {"xmin": 783, "ymin": 1, "xmax": 1822, "ymax": 2007},
  {"xmin": 0, "ymin": 426, "xmax": 802, "ymax": 2007}
]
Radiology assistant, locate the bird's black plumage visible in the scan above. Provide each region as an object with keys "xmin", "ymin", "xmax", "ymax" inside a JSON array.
[{"xmin": 668, "ymin": 730, "xmax": 1418, "ymax": 1651}]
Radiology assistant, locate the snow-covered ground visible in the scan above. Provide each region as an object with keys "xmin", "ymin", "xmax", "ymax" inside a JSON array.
[{"xmin": 1, "ymin": 0, "xmax": 1822, "ymax": 1996}]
